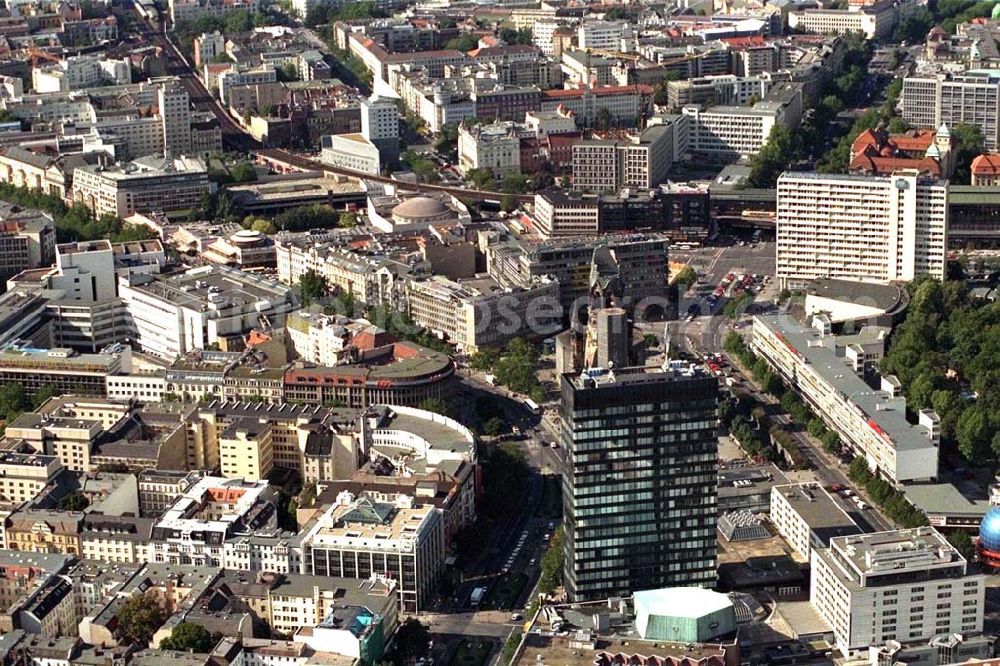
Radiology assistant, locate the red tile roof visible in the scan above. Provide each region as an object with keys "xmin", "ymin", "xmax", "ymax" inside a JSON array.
[{"xmin": 972, "ymin": 153, "xmax": 1000, "ymax": 176}]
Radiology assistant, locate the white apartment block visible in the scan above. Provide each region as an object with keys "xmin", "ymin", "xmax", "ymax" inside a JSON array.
[
  {"xmin": 320, "ymin": 133, "xmax": 381, "ymax": 175},
  {"xmin": 158, "ymin": 80, "xmax": 192, "ymax": 157},
  {"xmin": 457, "ymin": 123, "xmax": 522, "ymax": 176},
  {"xmin": 572, "ymin": 123, "xmax": 677, "ymax": 192},
  {"xmin": 682, "ymin": 85, "xmax": 802, "ymax": 162},
  {"xmin": 788, "ymin": 8, "xmax": 883, "ymax": 40},
  {"xmin": 275, "ymin": 239, "xmax": 405, "ymax": 308},
  {"xmin": 770, "ymin": 483, "xmax": 860, "ymax": 561},
  {"xmin": 168, "ymin": 0, "xmax": 261, "ymax": 25},
  {"xmin": 776, "ymin": 171, "xmax": 948, "ymax": 288},
  {"xmin": 577, "ymin": 20, "xmax": 633, "ymax": 52},
  {"xmin": 533, "ymin": 20, "xmax": 559, "ymax": 56},
  {"xmin": 533, "ymin": 193, "xmax": 600, "ymax": 237},
  {"xmin": 811, "ymin": 528, "xmax": 984, "ymax": 657},
  {"xmin": 218, "ymin": 66, "xmax": 277, "ymax": 105},
  {"xmin": 0, "ymin": 452, "xmax": 63, "ymax": 505},
  {"xmin": 752, "ymin": 314, "xmax": 940, "ymax": 485},
  {"xmin": 901, "ymin": 72, "xmax": 1000, "ymax": 150},
  {"xmin": 31, "ymin": 55, "xmax": 130, "ymax": 93}
]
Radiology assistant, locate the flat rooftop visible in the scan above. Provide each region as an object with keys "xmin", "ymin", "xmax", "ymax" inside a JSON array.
[
  {"xmin": 806, "ymin": 278, "xmax": 907, "ymax": 313},
  {"xmin": 832, "ymin": 527, "xmax": 962, "ymax": 578},
  {"xmin": 369, "ymin": 406, "xmax": 474, "ymax": 455},
  {"xmin": 772, "ymin": 483, "xmax": 861, "ymax": 546},
  {"xmin": 754, "ymin": 314, "xmax": 937, "ymax": 454},
  {"xmin": 125, "ymin": 266, "xmax": 290, "ymax": 312}
]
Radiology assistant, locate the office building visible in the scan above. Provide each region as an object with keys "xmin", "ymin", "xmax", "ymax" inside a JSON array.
[
  {"xmin": 901, "ymin": 71, "xmax": 1000, "ymax": 150},
  {"xmin": 361, "ymin": 95, "xmax": 400, "ymax": 168},
  {"xmin": 788, "ymin": 5, "xmax": 890, "ymax": 40},
  {"xmin": 300, "ymin": 491, "xmax": 445, "ymax": 612},
  {"xmin": 158, "ymin": 79, "xmax": 192, "ymax": 157},
  {"xmin": 770, "ymin": 483, "xmax": 861, "ymax": 561},
  {"xmin": 572, "ymin": 124, "xmax": 678, "ymax": 192},
  {"xmin": 0, "ymin": 452, "xmax": 63, "ymax": 505},
  {"xmin": 681, "ymin": 84, "xmax": 802, "ymax": 163},
  {"xmin": 577, "ymin": 20, "xmax": 633, "ymax": 52},
  {"xmin": 752, "ymin": 314, "xmax": 940, "ymax": 485},
  {"xmin": 561, "ymin": 364, "xmax": 719, "ymax": 601},
  {"xmin": 0, "ymin": 204, "xmax": 56, "ymax": 280},
  {"xmin": 0, "ymin": 344, "xmax": 130, "ymax": 400},
  {"xmin": 458, "ymin": 122, "xmax": 523, "ymax": 177},
  {"xmin": 811, "ymin": 528, "xmax": 984, "ymax": 657},
  {"xmin": 320, "ymin": 133, "xmax": 381, "ymax": 175},
  {"xmin": 776, "ymin": 170, "xmax": 948, "ymax": 289},
  {"xmin": 71, "ymin": 155, "xmax": 211, "ymax": 219},
  {"xmin": 404, "ymin": 274, "xmax": 560, "ymax": 351},
  {"xmin": 118, "ymin": 265, "xmax": 295, "ymax": 360}
]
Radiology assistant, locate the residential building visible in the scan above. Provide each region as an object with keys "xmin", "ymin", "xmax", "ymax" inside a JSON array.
[
  {"xmin": 457, "ymin": 122, "xmax": 522, "ymax": 177},
  {"xmin": 752, "ymin": 314, "xmax": 940, "ymax": 485},
  {"xmin": 561, "ymin": 364, "xmax": 719, "ymax": 601},
  {"xmin": 811, "ymin": 528, "xmax": 984, "ymax": 657},
  {"xmin": 541, "ymin": 85, "xmax": 653, "ymax": 128},
  {"xmin": 901, "ymin": 71, "xmax": 1000, "ymax": 150},
  {"xmin": 71, "ymin": 155, "xmax": 211, "ymax": 219},
  {"xmin": 776, "ymin": 170, "xmax": 948, "ymax": 288},
  {"xmin": 149, "ymin": 476, "xmax": 276, "ymax": 568},
  {"xmin": 300, "ymin": 491, "xmax": 445, "ymax": 612}
]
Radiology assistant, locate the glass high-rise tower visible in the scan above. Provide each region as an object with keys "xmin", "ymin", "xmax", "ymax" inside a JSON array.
[{"xmin": 560, "ymin": 365, "xmax": 719, "ymax": 601}]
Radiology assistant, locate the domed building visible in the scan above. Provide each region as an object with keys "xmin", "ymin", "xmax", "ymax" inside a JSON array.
[
  {"xmin": 391, "ymin": 196, "xmax": 456, "ymax": 226},
  {"xmin": 978, "ymin": 506, "xmax": 1000, "ymax": 569},
  {"xmin": 368, "ymin": 191, "xmax": 470, "ymax": 232}
]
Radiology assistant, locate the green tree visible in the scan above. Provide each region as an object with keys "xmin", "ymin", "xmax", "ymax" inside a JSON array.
[
  {"xmin": 748, "ymin": 124, "xmax": 801, "ymax": 188},
  {"xmin": 483, "ymin": 416, "xmax": 506, "ymax": 437},
  {"xmin": 159, "ymin": 623, "xmax": 216, "ymax": 653},
  {"xmin": 338, "ymin": 212, "xmax": 358, "ymax": 228},
  {"xmin": 502, "ymin": 172, "xmax": 529, "ymax": 194},
  {"xmin": 952, "ymin": 122, "xmax": 985, "ymax": 184},
  {"xmin": 298, "ymin": 269, "xmax": 327, "ymax": 307},
  {"xmin": 117, "ymin": 592, "xmax": 168, "ymax": 646},
  {"xmin": 419, "ymin": 397, "xmax": 453, "ymax": 418},
  {"xmin": 58, "ymin": 492, "xmax": 90, "ymax": 511},
  {"xmin": 251, "ymin": 219, "xmax": 277, "ymax": 235},
  {"xmin": 446, "ymin": 34, "xmax": 479, "ymax": 52},
  {"xmin": 467, "ymin": 168, "xmax": 495, "ymax": 190},
  {"xmin": 538, "ymin": 527, "xmax": 565, "ymax": 594},
  {"xmin": 594, "ymin": 108, "xmax": 613, "ymax": 132},
  {"xmin": 957, "ymin": 405, "xmax": 990, "ymax": 461},
  {"xmin": 643, "ymin": 333, "xmax": 659, "ymax": 348},
  {"xmin": 393, "ymin": 619, "xmax": 430, "ymax": 662},
  {"xmin": 230, "ymin": 162, "xmax": 258, "ymax": 182},
  {"xmin": 0, "ymin": 383, "xmax": 28, "ymax": 421},
  {"xmin": 673, "ymin": 265, "xmax": 697, "ymax": 287},
  {"xmin": 948, "ymin": 530, "xmax": 975, "ymax": 561}
]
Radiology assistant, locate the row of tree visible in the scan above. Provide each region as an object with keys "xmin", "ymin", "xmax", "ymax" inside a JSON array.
[
  {"xmin": 880, "ymin": 276, "xmax": 1000, "ymax": 463},
  {"xmin": 470, "ymin": 339, "xmax": 547, "ymax": 403}
]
